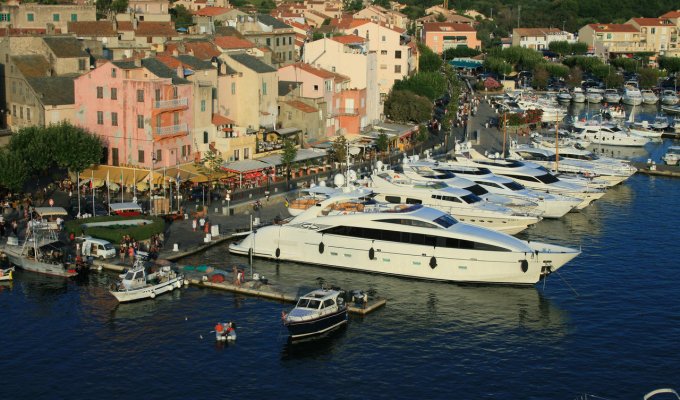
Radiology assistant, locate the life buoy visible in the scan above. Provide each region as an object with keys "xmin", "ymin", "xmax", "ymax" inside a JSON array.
[
  {"xmin": 368, "ymin": 247, "xmax": 375, "ymax": 260},
  {"xmin": 319, "ymin": 242, "xmax": 325, "ymax": 254},
  {"xmin": 215, "ymin": 323, "xmax": 224, "ymax": 333},
  {"xmin": 520, "ymin": 260, "xmax": 529, "ymax": 273},
  {"xmin": 275, "ymin": 248, "xmax": 281, "ymax": 258},
  {"xmin": 429, "ymin": 256, "xmax": 437, "ymax": 269}
]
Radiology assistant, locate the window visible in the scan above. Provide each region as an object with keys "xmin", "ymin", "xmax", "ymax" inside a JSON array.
[
  {"xmin": 12, "ymin": 105, "xmax": 16, "ymax": 116},
  {"xmin": 71, "ymin": 13, "xmax": 77, "ymax": 22},
  {"xmin": 380, "ymin": 64, "xmax": 387, "ymax": 70},
  {"xmin": 231, "ymin": 82, "xmax": 236, "ymax": 94},
  {"xmin": 97, "ymin": 111, "xmax": 104, "ymax": 125},
  {"xmin": 381, "ymin": 50, "xmax": 387, "ymax": 55},
  {"xmin": 181, "ymin": 144, "xmax": 191, "ymax": 157},
  {"xmin": 137, "ymin": 89, "xmax": 144, "ymax": 102},
  {"xmin": 262, "ymin": 82, "xmax": 267, "ymax": 95},
  {"xmin": 395, "ymin": 50, "xmax": 402, "ymax": 59},
  {"xmin": 27, "ymin": 13, "xmax": 34, "ymax": 22},
  {"xmin": 381, "ymin": 35, "xmax": 386, "ymax": 42},
  {"xmin": 289, "ymin": 51, "xmax": 292, "ymax": 60},
  {"xmin": 203, "ymin": 131, "xmax": 208, "ymax": 144},
  {"xmin": 200, "ymin": 99, "xmax": 206, "ymax": 112},
  {"xmin": 137, "ymin": 115, "xmax": 144, "ymax": 129},
  {"xmin": 244, "ymin": 148, "xmax": 250, "ymax": 159},
  {"xmin": 172, "ymin": 86, "xmax": 178, "ymax": 99},
  {"xmin": 394, "ymin": 65, "xmax": 401, "ymax": 73},
  {"xmin": 155, "ymin": 89, "xmax": 161, "ymax": 101},
  {"xmin": 111, "ymin": 68, "xmax": 116, "ymax": 78},
  {"xmin": 96, "ymin": 87, "xmax": 103, "ymax": 98},
  {"xmin": 0, "ymin": 13, "xmax": 10, "ymax": 22},
  {"xmin": 53, "ymin": 14, "xmax": 60, "ymax": 22},
  {"xmin": 313, "ymin": 84, "xmax": 319, "ymax": 91},
  {"xmin": 266, "ymin": 38, "xmax": 271, "ymax": 46},
  {"xmin": 233, "ymin": 149, "xmax": 239, "ymax": 161},
  {"xmin": 385, "ymin": 196, "xmax": 401, "ymax": 203},
  {"xmin": 78, "ymin": 59, "xmax": 86, "ymax": 71},
  {"xmin": 111, "ymin": 112, "xmax": 118, "ymax": 126},
  {"xmin": 138, "ymin": 150, "xmax": 145, "ymax": 163},
  {"xmin": 19, "ymin": 107, "xmax": 23, "ymax": 119},
  {"xmin": 276, "ymin": 37, "xmax": 280, "ymax": 47},
  {"xmin": 173, "ymin": 112, "xmax": 179, "ymax": 125},
  {"xmin": 287, "ymin": 111, "xmax": 292, "ymax": 120},
  {"xmin": 651, "ymin": 28, "xmax": 656, "ymax": 34},
  {"xmin": 111, "ymin": 88, "xmax": 117, "ymax": 100},
  {"xmin": 27, "ymin": 108, "xmax": 31, "ymax": 121},
  {"xmin": 156, "ymin": 149, "xmax": 162, "ymax": 162},
  {"xmin": 325, "ymin": 80, "xmax": 331, "ymax": 91},
  {"xmin": 156, "ymin": 115, "xmax": 161, "ymax": 129}
]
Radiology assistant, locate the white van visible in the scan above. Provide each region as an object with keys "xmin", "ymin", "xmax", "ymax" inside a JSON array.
[{"xmin": 82, "ymin": 238, "xmax": 117, "ymax": 260}]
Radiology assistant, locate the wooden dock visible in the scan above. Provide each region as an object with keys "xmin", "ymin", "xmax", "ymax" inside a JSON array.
[
  {"xmin": 348, "ymin": 298, "xmax": 387, "ymax": 315},
  {"xmin": 188, "ymin": 278, "xmax": 297, "ymax": 303},
  {"xmin": 632, "ymin": 162, "xmax": 680, "ymax": 178}
]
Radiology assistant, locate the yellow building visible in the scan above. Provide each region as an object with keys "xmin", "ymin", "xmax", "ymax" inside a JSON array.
[
  {"xmin": 578, "ymin": 23, "xmax": 644, "ymax": 58},
  {"xmin": 626, "ymin": 17, "xmax": 680, "ymax": 57}
]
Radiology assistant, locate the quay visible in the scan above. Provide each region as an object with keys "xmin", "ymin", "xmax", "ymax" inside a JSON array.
[{"xmin": 632, "ymin": 161, "xmax": 680, "ymax": 178}]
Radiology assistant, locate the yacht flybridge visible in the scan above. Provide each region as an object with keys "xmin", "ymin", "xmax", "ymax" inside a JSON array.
[{"xmin": 228, "ymin": 193, "xmax": 580, "ymax": 285}]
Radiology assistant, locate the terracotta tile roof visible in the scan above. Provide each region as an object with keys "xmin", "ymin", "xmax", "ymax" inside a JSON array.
[
  {"xmin": 513, "ymin": 27, "xmax": 563, "ymax": 37},
  {"xmin": 213, "ymin": 35, "xmax": 255, "ymax": 50},
  {"xmin": 330, "ymin": 34, "xmax": 366, "ymax": 44},
  {"xmin": 155, "ymin": 54, "xmax": 182, "ymax": 69},
  {"xmin": 660, "ymin": 10, "xmax": 680, "ymax": 18},
  {"xmin": 117, "ymin": 21, "xmax": 134, "ymax": 31},
  {"xmin": 163, "ymin": 41, "xmax": 221, "ymax": 60},
  {"xmin": 289, "ymin": 62, "xmax": 349, "ymax": 82},
  {"xmin": 212, "ymin": 114, "xmax": 235, "ymax": 125},
  {"xmin": 193, "ymin": 6, "xmax": 231, "ymax": 17},
  {"xmin": 288, "ymin": 21, "xmax": 311, "ymax": 31},
  {"xmin": 286, "ymin": 100, "xmax": 317, "ymax": 113},
  {"xmin": 423, "ymin": 22, "xmax": 477, "ymax": 32},
  {"xmin": 333, "ymin": 18, "xmax": 371, "ymax": 29},
  {"xmin": 67, "ymin": 21, "xmax": 116, "ymax": 36},
  {"xmin": 587, "ymin": 24, "xmax": 639, "ymax": 33},
  {"xmin": 630, "ymin": 17, "xmax": 674, "ymax": 26},
  {"xmin": 43, "ymin": 37, "xmax": 89, "ymax": 58},
  {"xmin": 12, "ymin": 55, "xmax": 51, "ymax": 78},
  {"xmin": 135, "ymin": 21, "xmax": 177, "ymax": 36}
]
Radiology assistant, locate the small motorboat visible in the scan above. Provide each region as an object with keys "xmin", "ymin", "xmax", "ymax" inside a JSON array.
[
  {"xmin": 214, "ymin": 321, "xmax": 237, "ymax": 341},
  {"xmin": 661, "ymin": 90, "xmax": 679, "ymax": 105},
  {"xmin": 603, "ymin": 89, "xmax": 621, "ymax": 104},
  {"xmin": 641, "ymin": 89, "xmax": 659, "ymax": 105},
  {"xmin": 282, "ymin": 288, "xmax": 348, "ymax": 341},
  {"xmin": 110, "ymin": 252, "xmax": 185, "ymax": 303},
  {"xmin": 0, "ymin": 266, "xmax": 14, "ymax": 281}
]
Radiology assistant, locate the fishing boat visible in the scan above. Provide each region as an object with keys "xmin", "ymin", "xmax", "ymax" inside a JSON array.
[
  {"xmin": 0, "ymin": 266, "xmax": 14, "ymax": 281},
  {"xmin": 282, "ymin": 288, "xmax": 348, "ymax": 340},
  {"xmin": 2, "ymin": 207, "xmax": 80, "ymax": 278},
  {"xmin": 109, "ymin": 252, "xmax": 185, "ymax": 302}
]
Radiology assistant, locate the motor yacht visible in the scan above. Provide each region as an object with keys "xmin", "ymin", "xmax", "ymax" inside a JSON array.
[
  {"xmin": 603, "ymin": 89, "xmax": 621, "ymax": 104},
  {"xmin": 228, "ymin": 193, "xmax": 580, "ymax": 285},
  {"xmin": 622, "ymin": 81, "xmax": 643, "ymax": 105},
  {"xmin": 368, "ymin": 171, "xmax": 540, "ymax": 234},
  {"xmin": 662, "ymin": 145, "xmax": 680, "ymax": 166},
  {"xmin": 661, "ymin": 104, "xmax": 680, "ymax": 114},
  {"xmin": 429, "ymin": 162, "xmax": 581, "ymax": 218},
  {"xmin": 574, "ymin": 125, "xmax": 650, "ymax": 147},
  {"xmin": 586, "ymin": 88, "xmax": 604, "ymax": 103},
  {"xmin": 557, "ymin": 89, "xmax": 572, "ymax": 103},
  {"xmin": 660, "ymin": 90, "xmax": 679, "ymax": 105},
  {"xmin": 529, "ymin": 130, "xmax": 591, "ymax": 149},
  {"xmin": 450, "ymin": 146, "xmax": 606, "ymax": 209},
  {"xmin": 641, "ymin": 89, "xmax": 659, "ymax": 105},
  {"xmin": 571, "ymin": 87, "xmax": 586, "ymax": 103},
  {"xmin": 283, "ymin": 288, "xmax": 348, "ymax": 340},
  {"xmin": 287, "ymin": 185, "xmax": 342, "ymax": 216},
  {"xmin": 627, "ymin": 119, "xmax": 666, "ymax": 138},
  {"xmin": 515, "ymin": 99, "xmax": 567, "ymax": 123}
]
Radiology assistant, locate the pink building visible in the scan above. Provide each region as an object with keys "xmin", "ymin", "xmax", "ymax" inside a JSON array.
[
  {"xmin": 421, "ymin": 22, "xmax": 481, "ymax": 54},
  {"xmin": 73, "ymin": 59, "xmax": 194, "ymax": 169}
]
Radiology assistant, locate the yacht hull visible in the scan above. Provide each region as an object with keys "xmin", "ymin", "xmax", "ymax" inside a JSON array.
[
  {"xmin": 285, "ymin": 309, "xmax": 348, "ymax": 340},
  {"xmin": 229, "ymin": 226, "xmax": 579, "ymax": 285},
  {"xmin": 110, "ymin": 277, "xmax": 184, "ymax": 302},
  {"xmin": 4, "ymin": 246, "xmax": 76, "ymax": 278}
]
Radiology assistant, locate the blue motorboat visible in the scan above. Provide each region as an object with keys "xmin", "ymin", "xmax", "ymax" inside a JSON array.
[{"xmin": 283, "ymin": 289, "xmax": 348, "ymax": 340}]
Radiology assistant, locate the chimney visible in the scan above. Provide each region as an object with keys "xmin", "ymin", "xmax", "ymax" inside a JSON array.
[
  {"xmin": 134, "ymin": 58, "xmax": 141, "ymax": 67},
  {"xmin": 176, "ymin": 65, "xmax": 184, "ymax": 78},
  {"xmin": 178, "ymin": 41, "xmax": 186, "ymax": 53},
  {"xmin": 133, "ymin": 18, "xmax": 138, "ymax": 30}
]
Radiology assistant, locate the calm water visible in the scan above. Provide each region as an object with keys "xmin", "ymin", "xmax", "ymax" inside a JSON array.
[{"xmin": 2, "ymin": 140, "xmax": 679, "ymax": 399}]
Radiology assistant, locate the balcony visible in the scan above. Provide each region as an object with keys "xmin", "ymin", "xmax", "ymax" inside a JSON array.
[
  {"xmin": 155, "ymin": 123, "xmax": 188, "ymax": 136},
  {"xmin": 332, "ymin": 107, "xmax": 359, "ymax": 116},
  {"xmin": 153, "ymin": 98, "xmax": 188, "ymax": 110}
]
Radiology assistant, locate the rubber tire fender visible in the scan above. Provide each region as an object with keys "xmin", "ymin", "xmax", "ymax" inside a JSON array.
[
  {"xmin": 520, "ymin": 259, "xmax": 529, "ymax": 273},
  {"xmin": 368, "ymin": 247, "xmax": 375, "ymax": 260},
  {"xmin": 429, "ymin": 256, "xmax": 437, "ymax": 269},
  {"xmin": 319, "ymin": 242, "xmax": 325, "ymax": 254}
]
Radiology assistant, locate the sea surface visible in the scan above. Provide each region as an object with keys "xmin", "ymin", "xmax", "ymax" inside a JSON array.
[{"xmin": 1, "ymin": 137, "xmax": 679, "ymax": 399}]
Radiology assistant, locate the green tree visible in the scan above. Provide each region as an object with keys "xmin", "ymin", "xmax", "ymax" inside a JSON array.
[
  {"xmin": 393, "ymin": 71, "xmax": 447, "ymax": 100},
  {"xmin": 171, "ymin": 5, "xmax": 193, "ymax": 30},
  {"xmin": 566, "ymin": 66, "xmax": 583, "ymax": 88},
  {"xmin": 195, "ymin": 149, "xmax": 224, "ymax": 205},
  {"xmin": 418, "ymin": 43, "xmax": 442, "ymax": 73},
  {"xmin": 483, "ymin": 56, "xmax": 512, "ymax": 77},
  {"xmin": 281, "ymin": 138, "xmax": 297, "ymax": 182},
  {"xmin": 343, "ymin": 0, "xmax": 363, "ymax": 12},
  {"xmin": 257, "ymin": 0, "xmax": 276, "ymax": 13},
  {"xmin": 548, "ymin": 41, "xmax": 571, "ymax": 57},
  {"xmin": 331, "ymin": 135, "xmax": 347, "ymax": 167},
  {"xmin": 659, "ymin": 57, "xmax": 680, "ymax": 74},
  {"xmin": 638, "ymin": 68, "xmax": 661, "ymax": 89},
  {"xmin": 384, "ymin": 90, "xmax": 432, "ymax": 123},
  {"xmin": 111, "ymin": 0, "xmax": 128, "ymax": 13},
  {"xmin": 442, "ymin": 46, "xmax": 481, "ymax": 59},
  {"xmin": 545, "ymin": 63, "xmax": 570, "ymax": 78},
  {"xmin": 532, "ymin": 65, "xmax": 550, "ymax": 90},
  {"xmin": 0, "ymin": 149, "xmax": 28, "ymax": 192},
  {"xmin": 375, "ymin": 132, "xmax": 389, "ymax": 154}
]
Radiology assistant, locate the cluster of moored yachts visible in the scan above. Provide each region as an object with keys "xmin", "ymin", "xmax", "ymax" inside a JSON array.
[
  {"xmin": 228, "ymin": 141, "xmax": 638, "ymax": 286},
  {"xmin": 553, "ymin": 81, "xmax": 679, "ymax": 110}
]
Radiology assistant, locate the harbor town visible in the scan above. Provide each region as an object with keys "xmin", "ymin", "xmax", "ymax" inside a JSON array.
[{"xmin": 1, "ymin": 0, "xmax": 680, "ymax": 399}]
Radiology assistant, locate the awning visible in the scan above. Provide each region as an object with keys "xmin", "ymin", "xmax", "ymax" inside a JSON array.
[
  {"xmin": 256, "ymin": 148, "xmax": 327, "ymax": 166},
  {"xmin": 34, "ymin": 207, "xmax": 68, "ymax": 217},
  {"xmin": 221, "ymin": 159, "xmax": 270, "ymax": 174},
  {"xmin": 78, "ymin": 165, "xmax": 149, "ymax": 186},
  {"xmin": 275, "ymin": 127, "xmax": 302, "ymax": 137}
]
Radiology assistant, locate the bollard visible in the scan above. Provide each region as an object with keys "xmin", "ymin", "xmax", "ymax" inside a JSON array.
[
  {"xmin": 222, "ymin": 207, "xmax": 228, "ymax": 216},
  {"xmin": 211, "ymin": 224, "xmax": 219, "ymax": 237},
  {"xmin": 204, "ymin": 233, "xmax": 212, "ymax": 243},
  {"xmin": 214, "ymin": 207, "xmax": 218, "ymax": 213},
  {"xmin": 173, "ymin": 243, "xmax": 179, "ymax": 252}
]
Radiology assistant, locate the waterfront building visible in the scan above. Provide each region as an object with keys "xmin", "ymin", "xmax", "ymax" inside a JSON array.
[
  {"xmin": 578, "ymin": 24, "xmax": 644, "ymax": 58},
  {"xmin": 354, "ymin": 4, "xmax": 408, "ymax": 31},
  {"xmin": 0, "ymin": 0, "xmax": 96, "ymax": 33},
  {"xmin": 73, "ymin": 59, "xmax": 195, "ymax": 169},
  {"xmin": 421, "ymin": 22, "xmax": 481, "ymax": 54},
  {"xmin": 511, "ymin": 28, "xmax": 575, "ymax": 50},
  {"xmin": 626, "ymin": 17, "xmax": 680, "ymax": 57},
  {"xmin": 232, "ymin": 14, "xmax": 295, "ymax": 67}
]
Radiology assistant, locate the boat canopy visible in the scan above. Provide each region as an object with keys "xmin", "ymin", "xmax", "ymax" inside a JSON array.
[
  {"xmin": 34, "ymin": 207, "xmax": 68, "ymax": 217},
  {"xmin": 109, "ymin": 202, "xmax": 143, "ymax": 212}
]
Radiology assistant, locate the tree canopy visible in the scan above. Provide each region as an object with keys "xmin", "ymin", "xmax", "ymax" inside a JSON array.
[
  {"xmin": 170, "ymin": 5, "xmax": 193, "ymax": 30},
  {"xmin": 383, "ymin": 90, "xmax": 432, "ymax": 124},
  {"xmin": 418, "ymin": 43, "xmax": 442, "ymax": 73},
  {"xmin": 281, "ymin": 139, "xmax": 298, "ymax": 181}
]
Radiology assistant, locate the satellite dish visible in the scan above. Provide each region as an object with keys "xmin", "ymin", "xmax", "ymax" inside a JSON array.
[
  {"xmin": 333, "ymin": 173, "xmax": 345, "ymax": 187},
  {"xmin": 319, "ymin": 180, "xmax": 327, "ymax": 187},
  {"xmin": 310, "ymin": 182, "xmax": 316, "ymax": 188},
  {"xmin": 376, "ymin": 161, "xmax": 383, "ymax": 171},
  {"xmin": 348, "ymin": 170, "xmax": 357, "ymax": 181},
  {"xmin": 349, "ymin": 146, "xmax": 360, "ymax": 156},
  {"xmin": 494, "ymin": 152, "xmax": 500, "ymax": 159}
]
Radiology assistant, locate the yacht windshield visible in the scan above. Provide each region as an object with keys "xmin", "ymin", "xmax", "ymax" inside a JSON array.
[
  {"xmin": 537, "ymin": 173, "xmax": 559, "ymax": 184},
  {"xmin": 465, "ymin": 184, "xmax": 488, "ymax": 196},
  {"xmin": 433, "ymin": 214, "xmax": 458, "ymax": 228},
  {"xmin": 296, "ymin": 298, "xmax": 310, "ymax": 307},
  {"xmin": 461, "ymin": 193, "xmax": 482, "ymax": 204},
  {"xmin": 503, "ymin": 181, "xmax": 525, "ymax": 191},
  {"xmin": 415, "ymin": 182, "xmax": 447, "ymax": 190}
]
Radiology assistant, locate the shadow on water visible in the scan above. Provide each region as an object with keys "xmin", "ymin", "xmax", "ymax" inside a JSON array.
[
  {"xmin": 280, "ymin": 324, "xmax": 348, "ymax": 361},
  {"xmin": 13, "ymin": 269, "xmax": 69, "ymax": 300}
]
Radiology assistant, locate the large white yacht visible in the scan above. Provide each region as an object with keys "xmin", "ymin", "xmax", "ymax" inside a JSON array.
[
  {"xmin": 571, "ymin": 87, "xmax": 586, "ymax": 103},
  {"xmin": 641, "ymin": 89, "xmax": 659, "ymax": 105},
  {"xmin": 509, "ymin": 144, "xmax": 636, "ymax": 187},
  {"xmin": 368, "ymin": 171, "xmax": 540, "ymax": 234},
  {"xmin": 573, "ymin": 125, "xmax": 650, "ymax": 147},
  {"xmin": 661, "ymin": 90, "xmax": 679, "ymax": 105},
  {"xmin": 228, "ymin": 193, "xmax": 580, "ymax": 285},
  {"xmin": 428, "ymin": 162, "xmax": 581, "ymax": 218},
  {"xmin": 586, "ymin": 88, "xmax": 604, "ymax": 103},
  {"xmin": 622, "ymin": 81, "xmax": 643, "ymax": 105},
  {"xmin": 449, "ymin": 146, "xmax": 606, "ymax": 209},
  {"xmin": 603, "ymin": 89, "xmax": 621, "ymax": 104}
]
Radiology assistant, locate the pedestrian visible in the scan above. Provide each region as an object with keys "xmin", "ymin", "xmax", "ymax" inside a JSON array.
[
  {"xmin": 232, "ymin": 265, "xmax": 240, "ymax": 287},
  {"xmin": 192, "ymin": 219, "xmax": 197, "ymax": 232},
  {"xmin": 485, "ymin": 122, "xmax": 489, "ymax": 129},
  {"xmin": 128, "ymin": 245, "xmax": 135, "ymax": 262},
  {"xmin": 11, "ymin": 220, "xmax": 18, "ymax": 236},
  {"xmin": 199, "ymin": 217, "xmax": 205, "ymax": 228},
  {"xmin": 119, "ymin": 243, "xmax": 126, "ymax": 263}
]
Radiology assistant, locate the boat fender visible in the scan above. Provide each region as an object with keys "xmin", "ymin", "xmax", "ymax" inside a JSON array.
[
  {"xmin": 368, "ymin": 247, "xmax": 375, "ymax": 260},
  {"xmin": 150, "ymin": 291, "xmax": 156, "ymax": 299},
  {"xmin": 520, "ymin": 260, "xmax": 529, "ymax": 273},
  {"xmin": 248, "ymin": 248, "xmax": 253, "ymax": 258},
  {"xmin": 429, "ymin": 256, "xmax": 437, "ymax": 269},
  {"xmin": 275, "ymin": 248, "xmax": 281, "ymax": 258},
  {"xmin": 319, "ymin": 242, "xmax": 325, "ymax": 254}
]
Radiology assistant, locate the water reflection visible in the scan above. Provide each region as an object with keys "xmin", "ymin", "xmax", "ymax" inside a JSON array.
[
  {"xmin": 281, "ymin": 325, "xmax": 348, "ymax": 360},
  {"xmin": 14, "ymin": 270, "xmax": 69, "ymax": 301},
  {"xmin": 589, "ymin": 144, "xmax": 651, "ymax": 161}
]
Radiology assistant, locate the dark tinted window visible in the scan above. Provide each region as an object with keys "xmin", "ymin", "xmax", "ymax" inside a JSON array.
[
  {"xmin": 537, "ymin": 173, "xmax": 559, "ymax": 184},
  {"xmin": 465, "ymin": 184, "xmax": 488, "ymax": 195}
]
